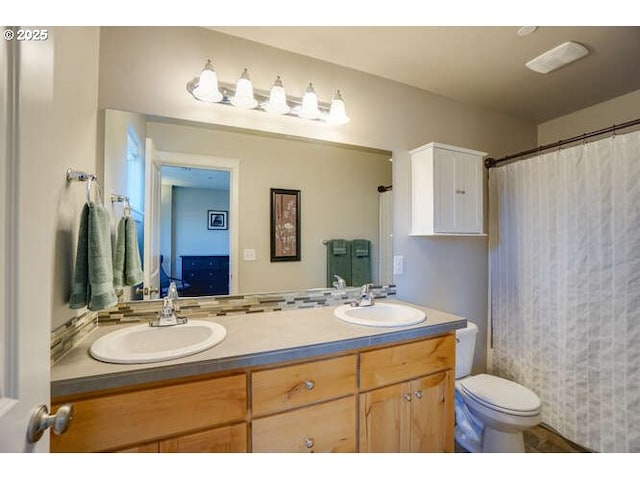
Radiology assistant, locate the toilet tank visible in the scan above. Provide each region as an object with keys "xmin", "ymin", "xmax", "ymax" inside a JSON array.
[{"xmin": 455, "ymin": 322, "xmax": 478, "ymax": 379}]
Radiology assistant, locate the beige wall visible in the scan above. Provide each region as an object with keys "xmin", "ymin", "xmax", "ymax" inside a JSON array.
[
  {"xmin": 97, "ymin": 26, "xmax": 538, "ymax": 372},
  {"xmin": 21, "ymin": 28, "xmax": 101, "ymax": 331},
  {"xmin": 538, "ymin": 89, "xmax": 640, "ymax": 143},
  {"xmin": 146, "ymin": 121, "xmax": 391, "ymax": 293}
]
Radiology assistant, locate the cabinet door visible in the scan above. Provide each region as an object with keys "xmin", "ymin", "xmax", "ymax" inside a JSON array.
[
  {"xmin": 433, "ymin": 148, "xmax": 483, "ymax": 234},
  {"xmin": 358, "ymin": 382, "xmax": 412, "ymax": 453},
  {"xmin": 252, "ymin": 397, "xmax": 356, "ymax": 453},
  {"xmin": 452, "ymin": 151, "xmax": 482, "ymax": 233},
  {"xmin": 409, "ymin": 370, "xmax": 454, "ymax": 452},
  {"xmin": 159, "ymin": 423, "xmax": 247, "ymax": 453}
]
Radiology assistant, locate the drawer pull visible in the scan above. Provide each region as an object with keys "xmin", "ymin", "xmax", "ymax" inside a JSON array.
[
  {"xmin": 414, "ymin": 390, "xmax": 423, "ymax": 399},
  {"xmin": 403, "ymin": 393, "xmax": 412, "ymax": 402},
  {"xmin": 304, "ymin": 380, "xmax": 315, "ymax": 390},
  {"xmin": 304, "ymin": 437, "xmax": 314, "ymax": 449}
]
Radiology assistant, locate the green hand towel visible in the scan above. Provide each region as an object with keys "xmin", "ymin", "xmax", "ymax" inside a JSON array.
[
  {"xmin": 87, "ymin": 203, "xmax": 118, "ymax": 311},
  {"xmin": 69, "ymin": 204, "xmax": 90, "ymax": 309},
  {"xmin": 113, "ymin": 216, "xmax": 126, "ymax": 289},
  {"xmin": 124, "ymin": 217, "xmax": 144, "ymax": 286},
  {"xmin": 113, "ymin": 216, "xmax": 144, "ymax": 288},
  {"xmin": 351, "ymin": 239, "xmax": 372, "ymax": 287},
  {"xmin": 326, "ymin": 239, "xmax": 352, "ymax": 287}
]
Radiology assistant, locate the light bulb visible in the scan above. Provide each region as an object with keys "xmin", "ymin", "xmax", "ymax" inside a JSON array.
[
  {"xmin": 299, "ymin": 82, "xmax": 322, "ymax": 120},
  {"xmin": 327, "ymin": 90, "xmax": 350, "ymax": 125},
  {"xmin": 264, "ymin": 76, "xmax": 290, "ymax": 115},
  {"xmin": 192, "ymin": 59, "xmax": 223, "ymax": 103},
  {"xmin": 231, "ymin": 68, "xmax": 258, "ymax": 109}
]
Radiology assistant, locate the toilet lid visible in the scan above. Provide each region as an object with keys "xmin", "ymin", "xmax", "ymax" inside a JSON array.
[{"xmin": 458, "ymin": 374, "xmax": 541, "ymax": 414}]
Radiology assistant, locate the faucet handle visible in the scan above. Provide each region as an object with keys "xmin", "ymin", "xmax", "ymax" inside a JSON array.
[{"xmin": 333, "ymin": 275, "xmax": 346, "ymax": 289}]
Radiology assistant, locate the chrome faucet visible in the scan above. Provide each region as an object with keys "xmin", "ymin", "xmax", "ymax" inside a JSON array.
[
  {"xmin": 351, "ymin": 283, "xmax": 375, "ymax": 307},
  {"xmin": 150, "ymin": 283, "xmax": 187, "ymax": 327},
  {"xmin": 333, "ymin": 275, "xmax": 347, "ymax": 290}
]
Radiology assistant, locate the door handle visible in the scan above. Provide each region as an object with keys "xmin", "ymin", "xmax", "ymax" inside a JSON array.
[{"xmin": 27, "ymin": 404, "xmax": 74, "ymax": 443}]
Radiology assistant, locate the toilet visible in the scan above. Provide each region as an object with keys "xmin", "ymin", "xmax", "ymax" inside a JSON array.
[{"xmin": 455, "ymin": 322, "xmax": 541, "ymax": 453}]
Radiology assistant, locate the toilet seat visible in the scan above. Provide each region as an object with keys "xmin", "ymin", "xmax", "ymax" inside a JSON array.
[{"xmin": 457, "ymin": 374, "xmax": 541, "ymax": 417}]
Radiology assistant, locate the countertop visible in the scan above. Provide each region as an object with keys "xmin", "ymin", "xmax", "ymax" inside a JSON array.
[{"xmin": 51, "ymin": 298, "xmax": 466, "ymax": 398}]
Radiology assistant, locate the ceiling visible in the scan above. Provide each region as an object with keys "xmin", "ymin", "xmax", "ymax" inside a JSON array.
[
  {"xmin": 161, "ymin": 165, "xmax": 230, "ymax": 190},
  {"xmin": 209, "ymin": 26, "xmax": 640, "ymax": 124}
]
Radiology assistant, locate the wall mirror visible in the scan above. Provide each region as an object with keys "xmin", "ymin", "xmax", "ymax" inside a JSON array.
[{"xmin": 102, "ymin": 108, "xmax": 393, "ymax": 303}]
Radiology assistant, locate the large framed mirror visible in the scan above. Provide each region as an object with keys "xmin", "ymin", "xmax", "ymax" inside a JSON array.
[{"xmin": 102, "ymin": 109, "xmax": 393, "ymax": 303}]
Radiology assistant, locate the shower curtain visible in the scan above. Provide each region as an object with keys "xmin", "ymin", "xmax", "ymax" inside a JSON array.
[{"xmin": 488, "ymin": 129, "xmax": 640, "ymax": 452}]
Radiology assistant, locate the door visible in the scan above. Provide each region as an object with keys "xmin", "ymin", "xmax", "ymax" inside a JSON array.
[
  {"xmin": 143, "ymin": 138, "xmax": 162, "ymax": 300},
  {"xmin": 359, "ymin": 382, "xmax": 411, "ymax": 452},
  {"xmin": 453, "ymin": 151, "xmax": 482, "ymax": 233},
  {"xmin": 0, "ymin": 28, "xmax": 55, "ymax": 452},
  {"xmin": 409, "ymin": 371, "xmax": 454, "ymax": 452}
]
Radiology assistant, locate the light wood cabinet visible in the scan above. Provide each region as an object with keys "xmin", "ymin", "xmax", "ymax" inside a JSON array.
[
  {"xmin": 410, "ymin": 142, "xmax": 486, "ymax": 236},
  {"xmin": 252, "ymin": 397, "xmax": 356, "ymax": 453},
  {"xmin": 359, "ymin": 335, "xmax": 455, "ymax": 452},
  {"xmin": 159, "ymin": 423, "xmax": 247, "ymax": 453},
  {"xmin": 51, "ymin": 373, "xmax": 248, "ymax": 453},
  {"xmin": 52, "ymin": 333, "xmax": 455, "ymax": 453},
  {"xmin": 252, "ymin": 355, "xmax": 357, "ymax": 416},
  {"xmin": 251, "ymin": 355, "xmax": 358, "ymax": 452}
]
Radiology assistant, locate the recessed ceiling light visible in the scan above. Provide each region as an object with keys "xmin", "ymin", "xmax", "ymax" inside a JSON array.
[
  {"xmin": 517, "ymin": 26, "xmax": 538, "ymax": 37},
  {"xmin": 525, "ymin": 41, "xmax": 590, "ymax": 74}
]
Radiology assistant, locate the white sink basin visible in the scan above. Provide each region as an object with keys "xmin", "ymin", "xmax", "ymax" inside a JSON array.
[
  {"xmin": 334, "ymin": 302, "xmax": 426, "ymax": 327},
  {"xmin": 89, "ymin": 320, "xmax": 227, "ymax": 364}
]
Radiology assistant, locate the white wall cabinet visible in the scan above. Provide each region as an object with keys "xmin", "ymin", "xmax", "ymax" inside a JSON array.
[{"xmin": 410, "ymin": 142, "xmax": 486, "ymax": 236}]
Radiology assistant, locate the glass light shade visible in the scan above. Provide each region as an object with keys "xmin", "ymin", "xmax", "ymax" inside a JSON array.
[
  {"xmin": 264, "ymin": 76, "xmax": 290, "ymax": 115},
  {"xmin": 193, "ymin": 60, "xmax": 223, "ymax": 103},
  {"xmin": 299, "ymin": 82, "xmax": 322, "ymax": 120},
  {"xmin": 327, "ymin": 90, "xmax": 350, "ymax": 125},
  {"xmin": 231, "ymin": 68, "xmax": 258, "ymax": 109}
]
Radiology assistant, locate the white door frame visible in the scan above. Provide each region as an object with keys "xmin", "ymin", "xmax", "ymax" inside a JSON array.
[{"xmin": 156, "ymin": 151, "xmax": 240, "ymax": 295}]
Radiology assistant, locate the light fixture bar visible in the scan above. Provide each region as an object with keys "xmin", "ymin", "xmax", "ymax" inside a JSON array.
[{"xmin": 186, "ymin": 61, "xmax": 349, "ymax": 125}]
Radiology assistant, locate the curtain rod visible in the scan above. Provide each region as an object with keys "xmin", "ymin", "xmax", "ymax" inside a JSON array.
[{"xmin": 485, "ymin": 117, "xmax": 640, "ymax": 169}]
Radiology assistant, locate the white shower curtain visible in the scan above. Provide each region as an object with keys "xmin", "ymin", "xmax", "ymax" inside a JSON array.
[{"xmin": 488, "ymin": 129, "xmax": 640, "ymax": 453}]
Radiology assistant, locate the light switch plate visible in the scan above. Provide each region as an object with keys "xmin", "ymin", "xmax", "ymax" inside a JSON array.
[
  {"xmin": 243, "ymin": 248, "xmax": 256, "ymax": 261},
  {"xmin": 393, "ymin": 255, "xmax": 404, "ymax": 275}
]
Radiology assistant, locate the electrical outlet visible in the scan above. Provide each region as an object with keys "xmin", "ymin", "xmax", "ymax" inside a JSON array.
[
  {"xmin": 243, "ymin": 248, "xmax": 256, "ymax": 261},
  {"xmin": 393, "ymin": 255, "xmax": 404, "ymax": 275}
]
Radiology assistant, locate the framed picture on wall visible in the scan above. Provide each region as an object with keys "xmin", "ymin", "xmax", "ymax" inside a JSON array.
[
  {"xmin": 207, "ymin": 210, "xmax": 228, "ymax": 230},
  {"xmin": 270, "ymin": 188, "xmax": 300, "ymax": 262}
]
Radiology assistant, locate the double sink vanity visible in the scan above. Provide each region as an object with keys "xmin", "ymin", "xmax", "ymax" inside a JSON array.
[{"xmin": 50, "ymin": 294, "xmax": 465, "ymax": 453}]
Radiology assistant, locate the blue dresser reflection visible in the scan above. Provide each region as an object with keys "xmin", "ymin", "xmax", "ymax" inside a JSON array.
[{"xmin": 181, "ymin": 255, "xmax": 229, "ymax": 296}]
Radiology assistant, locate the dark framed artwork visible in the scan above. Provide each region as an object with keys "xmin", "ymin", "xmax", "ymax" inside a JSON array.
[
  {"xmin": 207, "ymin": 210, "xmax": 228, "ymax": 230},
  {"xmin": 270, "ymin": 188, "xmax": 301, "ymax": 262}
]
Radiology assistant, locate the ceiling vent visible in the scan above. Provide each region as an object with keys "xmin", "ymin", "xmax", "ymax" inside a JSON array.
[{"xmin": 526, "ymin": 41, "xmax": 590, "ymax": 74}]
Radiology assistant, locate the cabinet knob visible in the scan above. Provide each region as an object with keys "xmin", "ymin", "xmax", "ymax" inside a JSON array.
[
  {"xmin": 456, "ymin": 189, "xmax": 466, "ymax": 194},
  {"xmin": 403, "ymin": 393, "xmax": 413, "ymax": 401},
  {"xmin": 304, "ymin": 437, "xmax": 314, "ymax": 449},
  {"xmin": 414, "ymin": 390, "xmax": 423, "ymax": 399},
  {"xmin": 304, "ymin": 380, "xmax": 315, "ymax": 390}
]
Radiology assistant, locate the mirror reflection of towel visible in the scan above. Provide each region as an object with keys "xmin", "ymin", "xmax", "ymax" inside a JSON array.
[
  {"xmin": 69, "ymin": 203, "xmax": 118, "ymax": 311},
  {"xmin": 326, "ymin": 239, "xmax": 352, "ymax": 287},
  {"xmin": 113, "ymin": 216, "xmax": 144, "ymax": 288}
]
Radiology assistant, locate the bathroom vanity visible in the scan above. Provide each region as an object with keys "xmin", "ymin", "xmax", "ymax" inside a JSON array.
[{"xmin": 50, "ymin": 299, "xmax": 464, "ymax": 453}]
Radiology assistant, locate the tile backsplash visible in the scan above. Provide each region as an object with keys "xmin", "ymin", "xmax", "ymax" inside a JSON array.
[{"xmin": 51, "ymin": 284, "xmax": 396, "ymax": 365}]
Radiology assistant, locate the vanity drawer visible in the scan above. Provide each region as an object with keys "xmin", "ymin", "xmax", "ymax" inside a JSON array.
[
  {"xmin": 251, "ymin": 396, "xmax": 356, "ymax": 452},
  {"xmin": 51, "ymin": 373, "xmax": 247, "ymax": 453},
  {"xmin": 251, "ymin": 355, "xmax": 357, "ymax": 417},
  {"xmin": 359, "ymin": 335, "xmax": 455, "ymax": 391}
]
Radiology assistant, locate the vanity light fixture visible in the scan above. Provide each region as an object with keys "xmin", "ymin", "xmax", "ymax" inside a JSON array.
[
  {"xmin": 231, "ymin": 68, "xmax": 258, "ymax": 109},
  {"xmin": 264, "ymin": 76, "xmax": 290, "ymax": 115},
  {"xmin": 297, "ymin": 82, "xmax": 322, "ymax": 120},
  {"xmin": 186, "ymin": 59, "xmax": 350, "ymax": 125},
  {"xmin": 191, "ymin": 59, "xmax": 223, "ymax": 103}
]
